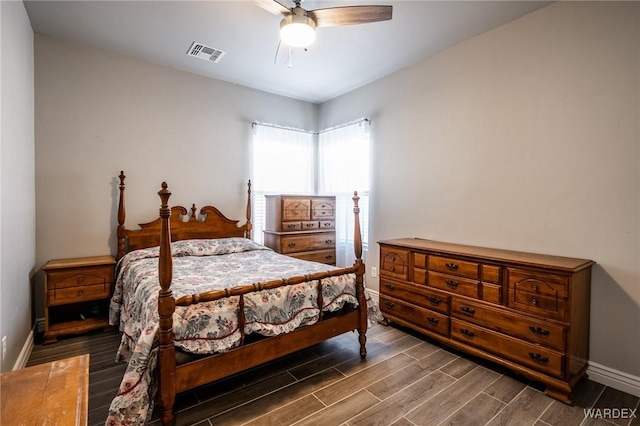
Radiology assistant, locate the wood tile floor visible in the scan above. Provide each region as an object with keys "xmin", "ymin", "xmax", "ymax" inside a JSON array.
[{"xmin": 28, "ymin": 323, "xmax": 639, "ymax": 426}]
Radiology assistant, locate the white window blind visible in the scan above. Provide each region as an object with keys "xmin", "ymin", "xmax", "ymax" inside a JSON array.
[
  {"xmin": 251, "ymin": 123, "xmax": 314, "ymax": 244},
  {"xmin": 318, "ymin": 120, "xmax": 371, "ymax": 266}
]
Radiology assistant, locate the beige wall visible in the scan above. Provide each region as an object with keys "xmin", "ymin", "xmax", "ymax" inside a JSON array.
[
  {"xmin": 1, "ymin": 0, "xmax": 35, "ymax": 372},
  {"xmin": 320, "ymin": 1, "xmax": 640, "ymax": 383}
]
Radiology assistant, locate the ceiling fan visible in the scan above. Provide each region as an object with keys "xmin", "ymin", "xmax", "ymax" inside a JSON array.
[{"xmin": 256, "ymin": 0, "xmax": 393, "ymax": 48}]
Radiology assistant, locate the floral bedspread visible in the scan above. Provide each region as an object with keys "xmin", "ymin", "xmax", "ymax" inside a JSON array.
[{"xmin": 105, "ymin": 238, "xmax": 381, "ymax": 425}]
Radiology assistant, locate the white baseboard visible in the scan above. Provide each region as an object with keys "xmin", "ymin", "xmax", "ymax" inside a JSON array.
[
  {"xmin": 588, "ymin": 362, "xmax": 640, "ymax": 398},
  {"xmin": 13, "ymin": 329, "xmax": 34, "ymax": 371}
]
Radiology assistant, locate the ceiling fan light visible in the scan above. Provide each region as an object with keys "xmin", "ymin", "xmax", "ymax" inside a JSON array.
[{"xmin": 280, "ymin": 14, "xmax": 316, "ymax": 48}]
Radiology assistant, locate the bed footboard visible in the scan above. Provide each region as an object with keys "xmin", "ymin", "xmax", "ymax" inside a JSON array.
[{"xmin": 154, "ymin": 184, "xmax": 366, "ymax": 426}]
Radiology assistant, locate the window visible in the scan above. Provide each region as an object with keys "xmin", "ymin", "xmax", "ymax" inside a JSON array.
[
  {"xmin": 251, "ymin": 124, "xmax": 314, "ymax": 244},
  {"xmin": 318, "ymin": 120, "xmax": 370, "ymax": 266},
  {"xmin": 251, "ymin": 119, "xmax": 370, "ymax": 266}
]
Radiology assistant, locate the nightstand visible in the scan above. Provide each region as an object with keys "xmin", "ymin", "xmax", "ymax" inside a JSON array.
[{"xmin": 43, "ymin": 255, "xmax": 115, "ymax": 344}]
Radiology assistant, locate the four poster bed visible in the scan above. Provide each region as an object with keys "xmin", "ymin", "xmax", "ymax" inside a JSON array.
[{"xmin": 107, "ymin": 171, "xmax": 378, "ymax": 425}]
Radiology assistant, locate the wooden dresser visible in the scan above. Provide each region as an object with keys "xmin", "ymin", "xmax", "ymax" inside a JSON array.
[
  {"xmin": 263, "ymin": 195, "xmax": 336, "ymax": 265},
  {"xmin": 1, "ymin": 354, "xmax": 89, "ymax": 425},
  {"xmin": 378, "ymin": 238, "xmax": 594, "ymax": 403},
  {"xmin": 43, "ymin": 255, "xmax": 115, "ymax": 343}
]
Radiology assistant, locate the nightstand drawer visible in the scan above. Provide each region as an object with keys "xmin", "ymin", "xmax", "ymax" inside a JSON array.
[
  {"xmin": 48, "ymin": 283, "xmax": 111, "ymax": 305},
  {"xmin": 46, "ymin": 265, "xmax": 113, "ymax": 289}
]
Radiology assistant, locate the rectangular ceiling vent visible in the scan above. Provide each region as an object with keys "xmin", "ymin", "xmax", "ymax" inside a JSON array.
[{"xmin": 187, "ymin": 42, "xmax": 226, "ymax": 63}]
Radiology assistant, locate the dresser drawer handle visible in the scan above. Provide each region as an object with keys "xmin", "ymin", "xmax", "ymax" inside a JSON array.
[
  {"xmin": 460, "ymin": 306, "xmax": 475, "ymax": 316},
  {"xmin": 385, "ymin": 284, "xmax": 395, "ymax": 291},
  {"xmin": 77, "ymin": 277, "xmax": 84, "ymax": 284},
  {"xmin": 325, "ymin": 239, "xmax": 333, "ymax": 244},
  {"xmin": 445, "ymin": 279, "xmax": 459, "ymax": 289},
  {"xmin": 306, "ymin": 223, "xmax": 315, "ymax": 228},
  {"xmin": 323, "ymin": 222, "xmax": 332, "ymax": 227},
  {"xmin": 530, "ymin": 298, "xmax": 538, "ymax": 306},
  {"xmin": 528, "ymin": 352, "xmax": 549, "ymax": 364},
  {"xmin": 427, "ymin": 317, "xmax": 440, "ymax": 325},
  {"xmin": 445, "ymin": 263, "xmax": 459, "ymax": 271},
  {"xmin": 287, "ymin": 224, "xmax": 296, "ymax": 229},
  {"xmin": 428, "ymin": 297, "xmax": 440, "ymax": 305},
  {"xmin": 77, "ymin": 289, "xmax": 84, "ymax": 296},
  {"xmin": 325, "ymin": 255, "xmax": 333, "ymax": 260},
  {"xmin": 384, "ymin": 301, "xmax": 394, "ymax": 309},
  {"xmin": 531, "ymin": 284, "xmax": 539, "ymax": 292},
  {"xmin": 288, "ymin": 243, "xmax": 296, "ymax": 248},
  {"xmin": 529, "ymin": 326, "xmax": 550, "ymax": 336},
  {"xmin": 459, "ymin": 328, "xmax": 475, "ymax": 338}
]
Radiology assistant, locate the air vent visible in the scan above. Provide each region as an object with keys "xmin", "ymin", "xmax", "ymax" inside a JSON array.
[{"xmin": 187, "ymin": 42, "xmax": 226, "ymax": 63}]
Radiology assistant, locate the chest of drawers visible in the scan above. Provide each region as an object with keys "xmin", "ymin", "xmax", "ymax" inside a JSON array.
[
  {"xmin": 263, "ymin": 195, "xmax": 336, "ymax": 265},
  {"xmin": 379, "ymin": 238, "xmax": 593, "ymax": 403},
  {"xmin": 43, "ymin": 255, "xmax": 115, "ymax": 343}
]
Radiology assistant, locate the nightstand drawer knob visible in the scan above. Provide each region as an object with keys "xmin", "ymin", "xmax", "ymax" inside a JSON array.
[
  {"xmin": 77, "ymin": 290, "xmax": 84, "ymax": 296},
  {"xmin": 77, "ymin": 277, "xmax": 84, "ymax": 283}
]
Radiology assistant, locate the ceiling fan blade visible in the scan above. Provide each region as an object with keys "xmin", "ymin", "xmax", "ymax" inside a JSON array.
[
  {"xmin": 255, "ymin": 0, "xmax": 291, "ymax": 16},
  {"xmin": 308, "ymin": 5, "xmax": 392, "ymax": 27}
]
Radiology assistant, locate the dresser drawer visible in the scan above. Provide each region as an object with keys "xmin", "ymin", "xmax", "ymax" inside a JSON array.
[
  {"xmin": 380, "ymin": 247, "xmax": 409, "ymax": 280},
  {"xmin": 279, "ymin": 233, "xmax": 335, "ymax": 254},
  {"xmin": 428, "ymin": 271, "xmax": 479, "ymax": 299},
  {"xmin": 508, "ymin": 268, "xmax": 568, "ymax": 298},
  {"xmin": 451, "ymin": 298, "xmax": 566, "ymax": 350},
  {"xmin": 311, "ymin": 199, "xmax": 335, "ymax": 220},
  {"xmin": 380, "ymin": 279, "xmax": 449, "ymax": 314},
  {"xmin": 48, "ymin": 283, "xmax": 111, "ymax": 306},
  {"xmin": 451, "ymin": 319, "xmax": 565, "ymax": 378},
  {"xmin": 289, "ymin": 249, "xmax": 336, "ymax": 265},
  {"xmin": 381, "ymin": 296, "xmax": 449, "ymax": 337},
  {"xmin": 282, "ymin": 222, "xmax": 302, "ymax": 231},
  {"xmin": 46, "ymin": 266, "xmax": 113, "ymax": 289},
  {"xmin": 282, "ymin": 199, "xmax": 310, "ymax": 221},
  {"xmin": 318, "ymin": 220, "xmax": 335, "ymax": 229},
  {"xmin": 428, "ymin": 255, "xmax": 479, "ymax": 280},
  {"xmin": 482, "ymin": 264, "xmax": 501, "ymax": 284},
  {"xmin": 511, "ymin": 289, "xmax": 567, "ymax": 320},
  {"xmin": 301, "ymin": 221, "xmax": 319, "ymax": 230}
]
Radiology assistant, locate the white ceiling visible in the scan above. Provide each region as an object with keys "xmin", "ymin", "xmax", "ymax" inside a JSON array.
[{"xmin": 24, "ymin": 0, "xmax": 551, "ymax": 104}]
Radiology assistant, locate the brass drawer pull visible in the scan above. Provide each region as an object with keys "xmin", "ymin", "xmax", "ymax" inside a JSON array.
[
  {"xmin": 530, "ymin": 298, "xmax": 538, "ymax": 306},
  {"xmin": 77, "ymin": 277, "xmax": 84, "ymax": 284},
  {"xmin": 77, "ymin": 290, "xmax": 84, "ymax": 296},
  {"xmin": 287, "ymin": 224, "xmax": 296, "ymax": 229},
  {"xmin": 445, "ymin": 263, "xmax": 459, "ymax": 271},
  {"xmin": 459, "ymin": 328, "xmax": 475, "ymax": 338},
  {"xmin": 528, "ymin": 352, "xmax": 549, "ymax": 364},
  {"xmin": 385, "ymin": 284, "xmax": 395, "ymax": 291},
  {"xmin": 446, "ymin": 279, "xmax": 459, "ymax": 289},
  {"xmin": 460, "ymin": 306, "xmax": 475, "ymax": 316},
  {"xmin": 427, "ymin": 317, "xmax": 439, "ymax": 325},
  {"xmin": 288, "ymin": 243, "xmax": 296, "ymax": 248},
  {"xmin": 325, "ymin": 239, "xmax": 333, "ymax": 244},
  {"xmin": 384, "ymin": 301, "xmax": 394, "ymax": 309},
  {"xmin": 306, "ymin": 223, "xmax": 315, "ymax": 228},
  {"xmin": 531, "ymin": 284, "xmax": 539, "ymax": 291},
  {"xmin": 325, "ymin": 255, "xmax": 333, "ymax": 260},
  {"xmin": 529, "ymin": 326, "xmax": 550, "ymax": 336},
  {"xmin": 428, "ymin": 296, "xmax": 440, "ymax": 305}
]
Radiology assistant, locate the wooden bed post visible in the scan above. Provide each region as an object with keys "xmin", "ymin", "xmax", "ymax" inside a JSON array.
[
  {"xmin": 117, "ymin": 171, "xmax": 126, "ymax": 261},
  {"xmin": 246, "ymin": 180, "xmax": 252, "ymax": 240},
  {"xmin": 157, "ymin": 182, "xmax": 176, "ymax": 426},
  {"xmin": 353, "ymin": 191, "xmax": 367, "ymax": 359}
]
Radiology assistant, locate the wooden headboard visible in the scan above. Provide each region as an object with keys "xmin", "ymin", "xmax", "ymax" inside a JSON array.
[{"xmin": 116, "ymin": 171, "xmax": 252, "ymax": 261}]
